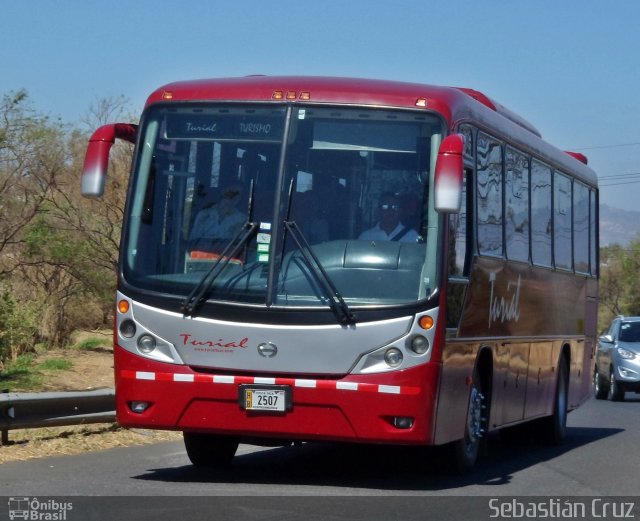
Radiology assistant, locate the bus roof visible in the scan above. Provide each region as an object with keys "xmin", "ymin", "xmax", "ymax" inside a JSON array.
[{"xmin": 146, "ymin": 75, "xmax": 597, "ymax": 187}]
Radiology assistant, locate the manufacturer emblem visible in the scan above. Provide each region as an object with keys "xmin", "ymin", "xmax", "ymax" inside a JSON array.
[{"xmin": 257, "ymin": 342, "xmax": 278, "ymax": 358}]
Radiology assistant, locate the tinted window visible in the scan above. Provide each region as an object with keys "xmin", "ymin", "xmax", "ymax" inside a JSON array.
[
  {"xmin": 554, "ymin": 172, "xmax": 572, "ymax": 270},
  {"xmin": 505, "ymin": 147, "xmax": 529, "ymax": 262},
  {"xmin": 460, "ymin": 125, "xmax": 474, "ymax": 163},
  {"xmin": 590, "ymin": 190, "xmax": 598, "ymax": 275},
  {"xmin": 573, "ymin": 181, "xmax": 589, "ymax": 273},
  {"xmin": 477, "ymin": 133, "xmax": 503, "ymax": 256},
  {"xmin": 531, "ymin": 160, "xmax": 552, "ymax": 266},
  {"xmin": 449, "ymin": 172, "xmax": 468, "ymax": 276},
  {"xmin": 619, "ymin": 321, "xmax": 640, "ymax": 342},
  {"xmin": 452, "ymin": 124, "xmax": 472, "ymax": 277}
]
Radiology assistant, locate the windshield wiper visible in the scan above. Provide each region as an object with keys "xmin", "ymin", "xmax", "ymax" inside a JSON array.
[
  {"xmin": 284, "ymin": 220, "xmax": 357, "ymax": 325},
  {"xmin": 182, "ymin": 222, "xmax": 258, "ymax": 317},
  {"xmin": 182, "ymin": 180, "xmax": 258, "ymax": 318}
]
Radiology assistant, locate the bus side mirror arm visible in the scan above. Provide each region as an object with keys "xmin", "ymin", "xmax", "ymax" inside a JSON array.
[
  {"xmin": 434, "ymin": 133, "xmax": 464, "ymax": 214},
  {"xmin": 81, "ymin": 123, "xmax": 138, "ymax": 198}
]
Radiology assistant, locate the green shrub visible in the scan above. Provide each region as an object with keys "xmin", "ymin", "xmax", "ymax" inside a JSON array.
[
  {"xmin": 38, "ymin": 358, "xmax": 73, "ymax": 371},
  {"xmin": 75, "ymin": 337, "xmax": 107, "ymax": 351}
]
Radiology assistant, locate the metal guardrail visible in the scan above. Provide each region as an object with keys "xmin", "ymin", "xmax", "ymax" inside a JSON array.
[{"xmin": 0, "ymin": 388, "xmax": 116, "ymax": 445}]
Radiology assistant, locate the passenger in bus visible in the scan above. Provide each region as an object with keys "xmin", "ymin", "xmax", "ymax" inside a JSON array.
[
  {"xmin": 189, "ymin": 184, "xmax": 245, "ymax": 250},
  {"xmin": 359, "ymin": 192, "xmax": 419, "ymax": 242}
]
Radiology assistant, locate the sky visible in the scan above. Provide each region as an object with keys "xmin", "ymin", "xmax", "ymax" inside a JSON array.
[{"xmin": 1, "ymin": 0, "xmax": 639, "ymax": 211}]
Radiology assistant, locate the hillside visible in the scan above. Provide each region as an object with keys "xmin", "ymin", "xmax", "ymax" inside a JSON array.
[{"xmin": 599, "ymin": 204, "xmax": 640, "ymax": 246}]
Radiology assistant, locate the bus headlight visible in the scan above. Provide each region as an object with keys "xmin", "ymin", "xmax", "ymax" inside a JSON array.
[
  {"xmin": 384, "ymin": 348, "xmax": 403, "ymax": 368},
  {"xmin": 137, "ymin": 334, "xmax": 157, "ymax": 354},
  {"xmin": 410, "ymin": 335, "xmax": 429, "ymax": 354},
  {"xmin": 119, "ymin": 319, "xmax": 136, "ymax": 339}
]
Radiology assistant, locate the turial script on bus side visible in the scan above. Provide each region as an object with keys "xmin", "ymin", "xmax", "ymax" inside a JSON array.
[{"xmin": 488, "ymin": 272, "xmax": 521, "ymax": 327}]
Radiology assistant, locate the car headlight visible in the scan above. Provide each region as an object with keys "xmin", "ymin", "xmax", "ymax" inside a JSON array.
[{"xmin": 617, "ymin": 347, "xmax": 637, "ymax": 360}]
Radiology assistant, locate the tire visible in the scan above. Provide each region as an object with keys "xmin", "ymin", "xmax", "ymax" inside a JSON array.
[
  {"xmin": 607, "ymin": 367, "xmax": 625, "ymax": 402},
  {"xmin": 593, "ymin": 367, "xmax": 608, "ymax": 400},
  {"xmin": 183, "ymin": 432, "xmax": 239, "ymax": 468},
  {"xmin": 539, "ymin": 355, "xmax": 569, "ymax": 445},
  {"xmin": 450, "ymin": 369, "xmax": 487, "ymax": 473}
]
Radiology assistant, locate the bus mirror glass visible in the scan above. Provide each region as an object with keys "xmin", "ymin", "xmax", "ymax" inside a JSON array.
[
  {"xmin": 81, "ymin": 123, "xmax": 137, "ymax": 198},
  {"xmin": 434, "ymin": 133, "xmax": 464, "ymax": 213}
]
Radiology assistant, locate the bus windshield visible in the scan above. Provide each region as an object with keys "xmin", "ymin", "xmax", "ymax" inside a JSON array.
[{"xmin": 122, "ymin": 104, "xmax": 444, "ymax": 309}]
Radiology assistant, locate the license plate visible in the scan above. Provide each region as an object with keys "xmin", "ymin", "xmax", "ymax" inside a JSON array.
[{"xmin": 239, "ymin": 385, "xmax": 292, "ymax": 412}]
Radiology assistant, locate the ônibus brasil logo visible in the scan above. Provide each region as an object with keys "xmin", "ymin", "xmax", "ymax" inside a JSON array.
[{"xmin": 8, "ymin": 498, "xmax": 72, "ymax": 521}]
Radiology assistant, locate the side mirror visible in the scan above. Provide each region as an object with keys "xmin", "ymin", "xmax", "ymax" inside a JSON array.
[
  {"xmin": 434, "ymin": 133, "xmax": 464, "ymax": 213},
  {"xmin": 81, "ymin": 123, "xmax": 137, "ymax": 198},
  {"xmin": 599, "ymin": 334, "xmax": 614, "ymax": 344}
]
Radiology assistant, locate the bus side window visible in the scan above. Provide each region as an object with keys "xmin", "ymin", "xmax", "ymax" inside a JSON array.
[
  {"xmin": 554, "ymin": 172, "xmax": 573, "ymax": 270},
  {"xmin": 449, "ymin": 170, "xmax": 469, "ymax": 277},
  {"xmin": 531, "ymin": 160, "xmax": 553, "ymax": 267},
  {"xmin": 477, "ymin": 133, "xmax": 503, "ymax": 257},
  {"xmin": 446, "ymin": 169, "xmax": 470, "ymax": 330}
]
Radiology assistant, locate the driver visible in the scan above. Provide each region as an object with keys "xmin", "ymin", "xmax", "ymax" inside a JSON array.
[{"xmin": 359, "ymin": 192, "xmax": 419, "ymax": 242}]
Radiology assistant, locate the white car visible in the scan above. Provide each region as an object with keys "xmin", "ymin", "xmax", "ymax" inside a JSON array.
[{"xmin": 594, "ymin": 316, "xmax": 640, "ymax": 401}]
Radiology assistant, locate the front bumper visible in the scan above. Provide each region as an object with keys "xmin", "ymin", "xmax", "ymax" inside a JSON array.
[
  {"xmin": 114, "ymin": 345, "xmax": 441, "ymax": 445},
  {"xmin": 614, "ymin": 354, "xmax": 640, "ymax": 390}
]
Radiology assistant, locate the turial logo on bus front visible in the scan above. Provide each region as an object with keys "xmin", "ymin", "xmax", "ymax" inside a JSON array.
[{"xmin": 488, "ymin": 272, "xmax": 522, "ymax": 327}]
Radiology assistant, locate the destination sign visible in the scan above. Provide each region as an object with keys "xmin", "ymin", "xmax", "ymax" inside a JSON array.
[{"xmin": 165, "ymin": 114, "xmax": 284, "ymax": 141}]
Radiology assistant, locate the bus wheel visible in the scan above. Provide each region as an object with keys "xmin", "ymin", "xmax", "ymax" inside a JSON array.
[
  {"xmin": 183, "ymin": 432, "xmax": 239, "ymax": 467},
  {"xmin": 451, "ymin": 373, "xmax": 487, "ymax": 473},
  {"xmin": 593, "ymin": 367, "xmax": 608, "ymax": 400},
  {"xmin": 539, "ymin": 355, "xmax": 568, "ymax": 444}
]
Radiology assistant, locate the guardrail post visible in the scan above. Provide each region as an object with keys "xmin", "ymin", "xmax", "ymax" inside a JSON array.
[{"xmin": 1, "ymin": 389, "xmax": 8, "ymax": 446}]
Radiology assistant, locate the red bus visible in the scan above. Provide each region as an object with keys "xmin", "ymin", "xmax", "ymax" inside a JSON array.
[{"xmin": 82, "ymin": 76, "xmax": 598, "ymax": 472}]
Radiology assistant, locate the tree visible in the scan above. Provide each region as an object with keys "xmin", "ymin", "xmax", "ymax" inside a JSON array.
[
  {"xmin": 0, "ymin": 90, "xmax": 134, "ymax": 358},
  {"xmin": 0, "ymin": 91, "xmax": 59, "ymax": 260},
  {"xmin": 599, "ymin": 240, "xmax": 640, "ymax": 330},
  {"xmin": 17, "ymin": 96, "xmax": 135, "ymax": 347},
  {"xmin": 0, "ymin": 91, "xmax": 64, "ymax": 359}
]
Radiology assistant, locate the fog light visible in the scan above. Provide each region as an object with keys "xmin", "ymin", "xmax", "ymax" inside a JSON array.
[
  {"xmin": 410, "ymin": 335, "xmax": 429, "ymax": 354},
  {"xmin": 393, "ymin": 416, "xmax": 414, "ymax": 429},
  {"xmin": 384, "ymin": 348, "xmax": 403, "ymax": 368},
  {"xmin": 137, "ymin": 334, "xmax": 157, "ymax": 354},
  {"xmin": 130, "ymin": 401, "xmax": 151, "ymax": 413},
  {"xmin": 119, "ymin": 319, "xmax": 136, "ymax": 339}
]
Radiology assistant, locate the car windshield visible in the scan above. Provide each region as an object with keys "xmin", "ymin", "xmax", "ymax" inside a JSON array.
[
  {"xmin": 122, "ymin": 103, "xmax": 444, "ymax": 310},
  {"xmin": 619, "ymin": 321, "xmax": 640, "ymax": 342}
]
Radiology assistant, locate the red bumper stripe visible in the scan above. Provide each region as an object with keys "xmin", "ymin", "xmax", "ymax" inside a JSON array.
[{"xmin": 122, "ymin": 370, "xmax": 420, "ymax": 396}]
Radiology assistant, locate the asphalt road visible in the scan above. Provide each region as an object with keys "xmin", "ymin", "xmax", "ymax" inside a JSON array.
[{"xmin": 1, "ymin": 395, "xmax": 639, "ymax": 520}]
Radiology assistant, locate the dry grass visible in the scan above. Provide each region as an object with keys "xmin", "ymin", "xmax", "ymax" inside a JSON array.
[{"xmin": 0, "ymin": 424, "xmax": 181, "ymax": 464}]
